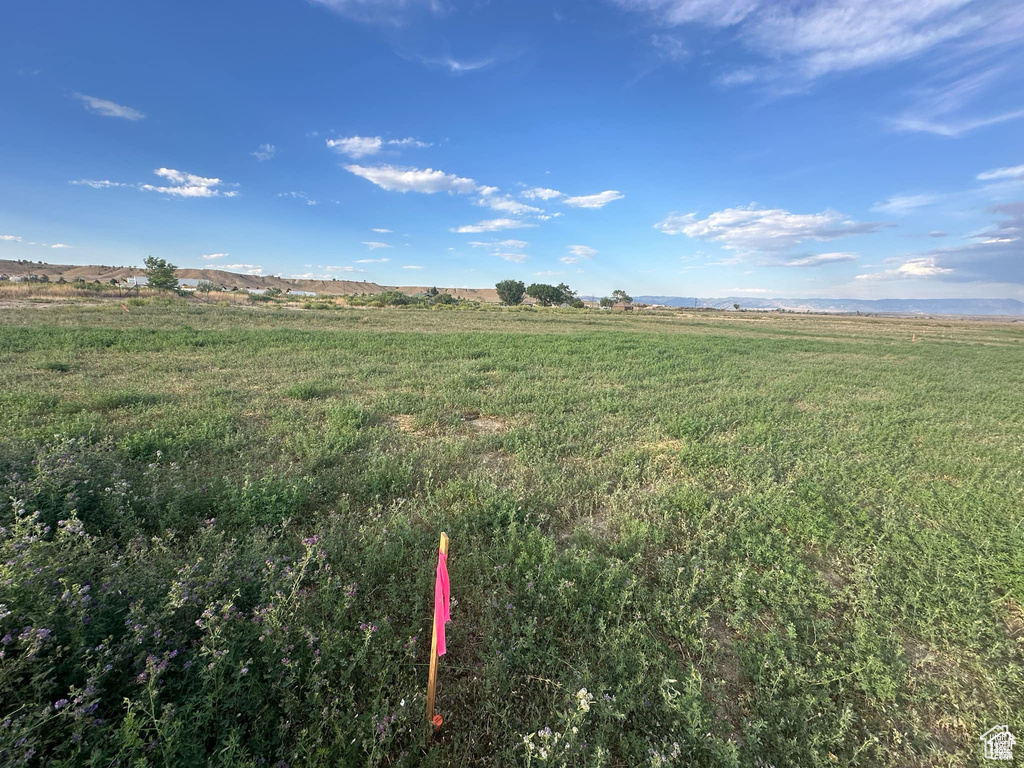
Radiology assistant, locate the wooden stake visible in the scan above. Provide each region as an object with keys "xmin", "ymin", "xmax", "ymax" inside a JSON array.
[{"xmin": 425, "ymin": 531, "xmax": 449, "ymax": 745}]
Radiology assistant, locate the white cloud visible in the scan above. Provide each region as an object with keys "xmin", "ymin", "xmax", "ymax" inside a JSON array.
[
  {"xmin": 387, "ymin": 137, "xmax": 432, "ymax": 148},
  {"xmin": 356, "ymin": 257, "xmax": 390, "ymax": 263},
  {"xmin": 325, "ymin": 265, "xmax": 364, "ymax": 272},
  {"xmin": 0, "ymin": 234, "xmax": 23, "ymax": 242},
  {"xmin": 534, "ymin": 270, "xmax": 564, "ymax": 276},
  {"xmin": 977, "ymin": 163, "xmax": 1024, "ymax": 181},
  {"xmin": 564, "ymin": 190, "xmax": 625, "ymax": 208},
  {"xmin": 499, "ymin": 239, "xmax": 528, "ymax": 248},
  {"xmin": 69, "ymin": 179, "xmax": 130, "ymax": 189},
  {"xmin": 454, "ymin": 218, "xmax": 537, "ymax": 233},
  {"xmin": 561, "ymin": 244, "xmax": 597, "ymax": 263},
  {"xmin": 328, "ymin": 136, "xmax": 383, "ymax": 158},
  {"xmin": 222, "ymin": 263, "xmax": 265, "ymax": 275},
  {"xmin": 345, "ymin": 164, "xmax": 479, "ymax": 194},
  {"xmin": 871, "ymin": 193, "xmax": 943, "ymax": 213},
  {"xmin": 74, "ymin": 93, "xmax": 144, "ymax": 120},
  {"xmin": 251, "ymin": 144, "xmax": 276, "ymax": 161},
  {"xmin": 496, "ymin": 252, "xmax": 529, "ymax": 263},
  {"xmin": 279, "ymin": 191, "xmax": 319, "ymax": 205},
  {"xmin": 141, "ymin": 168, "xmax": 238, "ymax": 198},
  {"xmin": 402, "ymin": 265, "xmax": 424, "ymax": 269},
  {"xmin": 856, "ymin": 256, "xmax": 954, "ymax": 281},
  {"xmin": 522, "ymin": 187, "xmax": 563, "ymax": 200},
  {"xmin": 201, "ymin": 253, "xmax": 229, "ymax": 260},
  {"xmin": 726, "ymin": 287, "xmax": 772, "ymax": 293},
  {"xmin": 327, "ymin": 136, "xmax": 431, "ymax": 158},
  {"xmin": 372, "ymin": 227, "xmax": 393, "ymax": 233},
  {"xmin": 50, "ymin": 243, "xmax": 72, "ymax": 248},
  {"xmin": 362, "ymin": 241, "xmax": 392, "ymax": 249},
  {"xmin": 783, "ymin": 252, "xmax": 858, "ymax": 267},
  {"xmin": 656, "ymin": 204, "xmax": 880, "ymax": 252},
  {"xmin": 479, "ymin": 194, "xmax": 543, "ymax": 215}
]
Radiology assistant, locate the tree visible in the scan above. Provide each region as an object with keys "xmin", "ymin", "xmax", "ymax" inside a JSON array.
[
  {"xmin": 570, "ymin": 299, "xmax": 585, "ymax": 309},
  {"xmin": 495, "ymin": 279, "xmax": 526, "ymax": 305},
  {"xmin": 526, "ymin": 283, "xmax": 563, "ymax": 306},
  {"xmin": 197, "ymin": 280, "xmax": 216, "ymax": 294},
  {"xmin": 555, "ymin": 283, "xmax": 577, "ymax": 303},
  {"xmin": 427, "ymin": 286, "xmax": 439, "ymax": 297},
  {"xmin": 144, "ymin": 256, "xmax": 179, "ymax": 291},
  {"xmin": 733, "ymin": 303, "xmax": 741, "ymax": 311},
  {"xmin": 599, "ymin": 297, "xmax": 614, "ymax": 308},
  {"xmin": 611, "ymin": 289, "xmax": 632, "ymax": 304}
]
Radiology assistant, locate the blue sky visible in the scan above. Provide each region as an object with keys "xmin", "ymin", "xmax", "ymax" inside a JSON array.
[{"xmin": 1, "ymin": 0, "xmax": 1023, "ymax": 299}]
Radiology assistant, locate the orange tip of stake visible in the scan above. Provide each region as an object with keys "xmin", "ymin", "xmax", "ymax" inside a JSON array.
[{"xmin": 432, "ymin": 714, "xmax": 443, "ymax": 731}]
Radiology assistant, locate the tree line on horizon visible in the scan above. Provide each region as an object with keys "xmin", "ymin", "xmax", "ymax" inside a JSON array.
[{"xmin": 495, "ymin": 280, "xmax": 631, "ymax": 308}]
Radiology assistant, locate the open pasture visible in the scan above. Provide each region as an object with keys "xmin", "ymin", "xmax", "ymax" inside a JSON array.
[{"xmin": 1, "ymin": 302, "xmax": 1022, "ymax": 766}]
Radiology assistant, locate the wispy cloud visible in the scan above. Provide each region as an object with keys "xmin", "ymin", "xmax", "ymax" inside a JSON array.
[
  {"xmin": 871, "ymin": 193, "xmax": 943, "ymax": 214},
  {"xmin": 478, "ymin": 194, "xmax": 543, "ymax": 215},
  {"xmin": 495, "ymin": 252, "xmax": 529, "ymax": 263},
  {"xmin": 201, "ymin": 253, "xmax": 228, "ymax": 260},
  {"xmin": 783, "ymin": 252, "xmax": 858, "ymax": 267},
  {"xmin": 561, "ymin": 244, "xmax": 597, "ymax": 263},
  {"xmin": 279, "ymin": 191, "xmax": 319, "ymax": 205},
  {"xmin": 251, "ymin": 143, "xmax": 276, "ymax": 161},
  {"xmin": 327, "ymin": 136, "xmax": 431, "ymax": 158},
  {"xmin": 74, "ymin": 93, "xmax": 145, "ymax": 120},
  {"xmin": 889, "ymin": 60, "xmax": 1024, "ymax": 137},
  {"xmin": 69, "ymin": 179, "xmax": 131, "ymax": 189},
  {"xmin": 308, "ymin": 0, "xmax": 442, "ymax": 25},
  {"xmin": 362, "ymin": 241, "xmax": 392, "ymax": 249},
  {"xmin": 467, "ymin": 238, "xmax": 530, "ymax": 262},
  {"xmin": 402, "ymin": 265, "xmax": 424, "ymax": 269},
  {"xmin": 372, "ymin": 227, "xmax": 393, "ymax": 233},
  {"xmin": 356, "ymin": 257, "xmax": 390, "ymax": 263},
  {"xmin": 50, "ymin": 243, "xmax": 72, "ymax": 248},
  {"xmin": 617, "ymin": 0, "xmax": 1023, "ymax": 91},
  {"xmin": 656, "ymin": 204, "xmax": 881, "ymax": 253},
  {"xmin": 563, "ymin": 190, "xmax": 624, "ymax": 208},
  {"xmin": 453, "ymin": 218, "xmax": 536, "ymax": 233},
  {"xmin": 0, "ymin": 234, "xmax": 23, "ymax": 242},
  {"xmin": 416, "ymin": 55, "xmax": 497, "ymax": 75},
  {"xmin": 977, "ymin": 163, "xmax": 1024, "ymax": 181}
]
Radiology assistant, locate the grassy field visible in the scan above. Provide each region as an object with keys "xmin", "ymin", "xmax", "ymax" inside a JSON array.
[{"xmin": 1, "ymin": 300, "xmax": 1022, "ymax": 767}]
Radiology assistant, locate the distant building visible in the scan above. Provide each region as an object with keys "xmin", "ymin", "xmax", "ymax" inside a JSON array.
[
  {"xmin": 126, "ymin": 276, "xmax": 148, "ymax": 287},
  {"xmin": 290, "ymin": 290, "xmax": 318, "ymax": 297}
]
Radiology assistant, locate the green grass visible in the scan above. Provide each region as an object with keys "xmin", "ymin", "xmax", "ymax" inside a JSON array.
[{"xmin": 0, "ymin": 302, "xmax": 1022, "ymax": 767}]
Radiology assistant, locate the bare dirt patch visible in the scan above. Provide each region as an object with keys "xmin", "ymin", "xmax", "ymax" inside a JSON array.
[
  {"xmin": 461, "ymin": 411, "xmax": 509, "ymax": 433},
  {"xmin": 391, "ymin": 414, "xmax": 420, "ymax": 433},
  {"xmin": 706, "ymin": 617, "xmax": 746, "ymax": 746}
]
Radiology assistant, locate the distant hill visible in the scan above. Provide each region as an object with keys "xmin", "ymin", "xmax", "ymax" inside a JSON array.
[
  {"xmin": 633, "ymin": 295, "xmax": 1024, "ymax": 316},
  {"xmin": 0, "ymin": 260, "xmax": 487, "ymax": 299}
]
